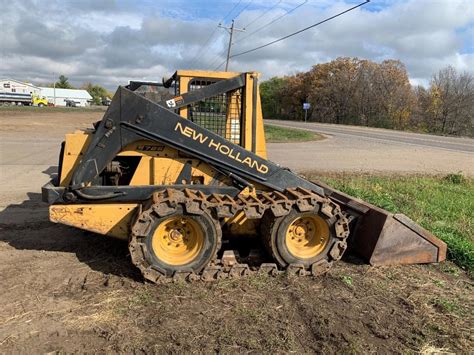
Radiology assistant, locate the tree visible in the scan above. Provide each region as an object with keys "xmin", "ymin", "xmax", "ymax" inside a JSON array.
[
  {"xmin": 427, "ymin": 66, "xmax": 474, "ymax": 135},
  {"xmin": 259, "ymin": 58, "xmax": 473, "ymax": 136},
  {"xmin": 260, "ymin": 77, "xmax": 288, "ymax": 119},
  {"xmin": 82, "ymin": 82, "xmax": 109, "ymax": 105},
  {"xmin": 55, "ymin": 75, "xmax": 74, "ymax": 89}
]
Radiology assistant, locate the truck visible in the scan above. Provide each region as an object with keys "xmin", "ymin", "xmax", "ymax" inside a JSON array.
[{"xmin": 0, "ymin": 92, "xmax": 48, "ymax": 107}]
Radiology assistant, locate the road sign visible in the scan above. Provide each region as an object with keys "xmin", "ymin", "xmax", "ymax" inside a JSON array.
[{"xmin": 303, "ymin": 103, "xmax": 310, "ymax": 122}]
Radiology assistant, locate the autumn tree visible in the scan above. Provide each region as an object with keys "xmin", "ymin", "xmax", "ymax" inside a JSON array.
[
  {"xmin": 308, "ymin": 57, "xmax": 360, "ymax": 125},
  {"xmin": 305, "ymin": 58, "xmax": 414, "ymax": 128},
  {"xmin": 259, "ymin": 59, "xmax": 472, "ymax": 136},
  {"xmin": 423, "ymin": 66, "xmax": 474, "ymax": 136}
]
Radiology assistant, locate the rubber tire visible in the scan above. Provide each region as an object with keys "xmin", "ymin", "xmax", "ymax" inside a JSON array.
[
  {"xmin": 38, "ymin": 103, "xmax": 44, "ymax": 107},
  {"xmin": 143, "ymin": 205, "xmax": 220, "ymax": 277},
  {"xmin": 263, "ymin": 207, "xmax": 337, "ymax": 268}
]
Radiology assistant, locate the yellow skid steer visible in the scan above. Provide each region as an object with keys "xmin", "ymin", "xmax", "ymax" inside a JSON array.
[{"xmin": 42, "ymin": 70, "xmax": 446, "ymax": 283}]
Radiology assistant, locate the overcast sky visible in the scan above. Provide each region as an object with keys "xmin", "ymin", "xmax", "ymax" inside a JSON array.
[{"xmin": 1, "ymin": 0, "xmax": 472, "ymax": 89}]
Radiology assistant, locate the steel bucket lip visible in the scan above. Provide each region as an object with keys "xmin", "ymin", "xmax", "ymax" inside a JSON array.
[{"xmin": 310, "ymin": 179, "xmax": 447, "ymax": 266}]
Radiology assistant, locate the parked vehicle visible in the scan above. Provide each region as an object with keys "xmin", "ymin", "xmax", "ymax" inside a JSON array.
[
  {"xmin": 0, "ymin": 92, "xmax": 48, "ymax": 107},
  {"xmin": 32, "ymin": 95, "xmax": 48, "ymax": 107},
  {"xmin": 65, "ymin": 99, "xmax": 80, "ymax": 107},
  {"xmin": 0, "ymin": 92, "xmax": 32, "ymax": 106},
  {"xmin": 101, "ymin": 97, "xmax": 112, "ymax": 106}
]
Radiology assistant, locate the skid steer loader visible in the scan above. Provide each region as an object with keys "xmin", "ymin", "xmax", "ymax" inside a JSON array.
[{"xmin": 42, "ymin": 70, "xmax": 447, "ymax": 283}]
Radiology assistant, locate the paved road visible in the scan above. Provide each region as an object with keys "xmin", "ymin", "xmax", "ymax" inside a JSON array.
[
  {"xmin": 266, "ymin": 120, "xmax": 474, "ymax": 154},
  {"xmin": 265, "ymin": 120, "xmax": 473, "ymax": 176}
]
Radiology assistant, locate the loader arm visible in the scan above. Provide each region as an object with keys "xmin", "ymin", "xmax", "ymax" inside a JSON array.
[{"xmin": 68, "ymin": 78, "xmax": 324, "ymax": 201}]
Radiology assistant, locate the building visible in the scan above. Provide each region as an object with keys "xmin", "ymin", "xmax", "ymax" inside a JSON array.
[
  {"xmin": 0, "ymin": 78, "xmax": 41, "ymax": 96},
  {"xmin": 39, "ymin": 87, "xmax": 92, "ymax": 107}
]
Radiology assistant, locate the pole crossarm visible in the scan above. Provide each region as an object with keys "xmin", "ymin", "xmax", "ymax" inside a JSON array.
[{"xmin": 218, "ymin": 20, "xmax": 245, "ymax": 71}]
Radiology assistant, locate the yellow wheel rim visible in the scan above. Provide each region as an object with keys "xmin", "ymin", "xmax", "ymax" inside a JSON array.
[
  {"xmin": 285, "ymin": 215, "xmax": 330, "ymax": 259},
  {"xmin": 151, "ymin": 216, "xmax": 205, "ymax": 266}
]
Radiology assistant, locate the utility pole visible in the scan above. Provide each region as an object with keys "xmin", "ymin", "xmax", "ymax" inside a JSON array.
[
  {"xmin": 53, "ymin": 73, "xmax": 56, "ymax": 106},
  {"xmin": 218, "ymin": 20, "xmax": 245, "ymax": 71}
]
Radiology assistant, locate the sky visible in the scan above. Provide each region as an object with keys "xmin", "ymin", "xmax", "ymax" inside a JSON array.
[{"xmin": 0, "ymin": 0, "xmax": 473, "ymax": 89}]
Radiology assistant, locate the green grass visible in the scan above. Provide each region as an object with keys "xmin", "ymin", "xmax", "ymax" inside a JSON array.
[
  {"xmin": 265, "ymin": 124, "xmax": 323, "ymax": 143},
  {"xmin": 311, "ymin": 173, "xmax": 473, "ymax": 274}
]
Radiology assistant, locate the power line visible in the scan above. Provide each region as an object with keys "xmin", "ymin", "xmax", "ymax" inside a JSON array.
[
  {"xmin": 233, "ymin": 0, "xmax": 308, "ymax": 45},
  {"xmin": 189, "ymin": 0, "xmax": 244, "ymax": 68},
  {"xmin": 189, "ymin": 27, "xmax": 219, "ymax": 67},
  {"xmin": 242, "ymin": 0, "xmax": 282, "ymax": 29},
  {"xmin": 232, "ymin": 0, "xmax": 254, "ymax": 22},
  {"xmin": 202, "ymin": 0, "xmax": 252, "ymax": 71},
  {"xmin": 221, "ymin": 0, "xmax": 244, "ymax": 23},
  {"xmin": 214, "ymin": 59, "xmax": 227, "ymax": 71},
  {"xmin": 230, "ymin": 0, "xmax": 370, "ymax": 60},
  {"xmin": 213, "ymin": 0, "xmax": 302, "ymax": 70},
  {"xmin": 209, "ymin": 51, "xmax": 228, "ymax": 69}
]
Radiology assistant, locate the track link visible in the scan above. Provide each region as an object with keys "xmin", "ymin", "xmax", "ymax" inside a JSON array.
[{"xmin": 129, "ymin": 188, "xmax": 350, "ymax": 284}]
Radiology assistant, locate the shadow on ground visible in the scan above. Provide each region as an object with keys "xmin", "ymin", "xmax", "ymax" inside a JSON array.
[{"xmin": 0, "ymin": 166, "xmax": 142, "ymax": 282}]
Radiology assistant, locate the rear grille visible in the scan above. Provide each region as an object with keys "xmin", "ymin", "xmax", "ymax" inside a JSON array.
[{"xmin": 187, "ymin": 79, "xmax": 242, "ymax": 145}]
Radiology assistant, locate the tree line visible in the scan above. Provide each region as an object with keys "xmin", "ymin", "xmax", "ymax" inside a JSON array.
[
  {"xmin": 46, "ymin": 75, "xmax": 112, "ymax": 105},
  {"xmin": 260, "ymin": 58, "xmax": 474, "ymax": 137}
]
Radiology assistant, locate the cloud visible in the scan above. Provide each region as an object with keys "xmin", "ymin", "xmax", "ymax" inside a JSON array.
[{"xmin": 0, "ymin": 0, "xmax": 473, "ymax": 90}]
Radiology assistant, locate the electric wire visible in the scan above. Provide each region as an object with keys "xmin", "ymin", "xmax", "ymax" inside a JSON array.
[
  {"xmin": 242, "ymin": 0, "xmax": 282, "ymax": 29},
  {"xmin": 213, "ymin": 0, "xmax": 302, "ymax": 70},
  {"xmin": 189, "ymin": 0, "xmax": 244, "ymax": 67},
  {"xmin": 221, "ymin": 0, "xmax": 244, "ymax": 22},
  {"xmin": 231, "ymin": 0, "xmax": 254, "ymax": 22},
  {"xmin": 233, "ymin": 0, "xmax": 308, "ymax": 45},
  {"xmin": 207, "ymin": 1, "xmax": 252, "ymax": 70},
  {"xmin": 214, "ymin": 59, "xmax": 227, "ymax": 71},
  {"xmin": 230, "ymin": 0, "xmax": 370, "ymax": 60},
  {"xmin": 208, "ymin": 48, "xmax": 230, "ymax": 69}
]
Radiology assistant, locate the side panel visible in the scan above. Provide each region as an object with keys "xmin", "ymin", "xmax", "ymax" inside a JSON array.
[
  {"xmin": 60, "ymin": 131, "xmax": 91, "ymax": 186},
  {"xmin": 49, "ymin": 204, "xmax": 139, "ymax": 240}
]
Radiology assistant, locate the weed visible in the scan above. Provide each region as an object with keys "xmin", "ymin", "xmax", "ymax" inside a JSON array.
[
  {"xmin": 433, "ymin": 279, "xmax": 445, "ymax": 288},
  {"xmin": 245, "ymin": 274, "xmax": 273, "ymax": 290},
  {"xmin": 340, "ymin": 275, "xmax": 353, "ymax": 287},
  {"xmin": 443, "ymin": 172, "xmax": 466, "ymax": 185},
  {"xmin": 432, "ymin": 297, "xmax": 463, "ymax": 315},
  {"xmin": 128, "ymin": 289, "xmax": 154, "ymax": 307},
  {"xmin": 439, "ymin": 264, "xmax": 461, "ymax": 277}
]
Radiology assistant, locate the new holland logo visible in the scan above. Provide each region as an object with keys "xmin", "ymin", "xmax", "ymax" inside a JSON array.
[{"xmin": 174, "ymin": 122, "xmax": 269, "ymax": 174}]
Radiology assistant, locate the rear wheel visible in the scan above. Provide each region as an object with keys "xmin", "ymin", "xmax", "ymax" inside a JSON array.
[{"xmin": 130, "ymin": 205, "xmax": 221, "ymax": 280}]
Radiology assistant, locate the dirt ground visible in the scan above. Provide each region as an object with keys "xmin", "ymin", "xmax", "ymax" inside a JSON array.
[{"xmin": 0, "ymin": 109, "xmax": 473, "ymax": 353}]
